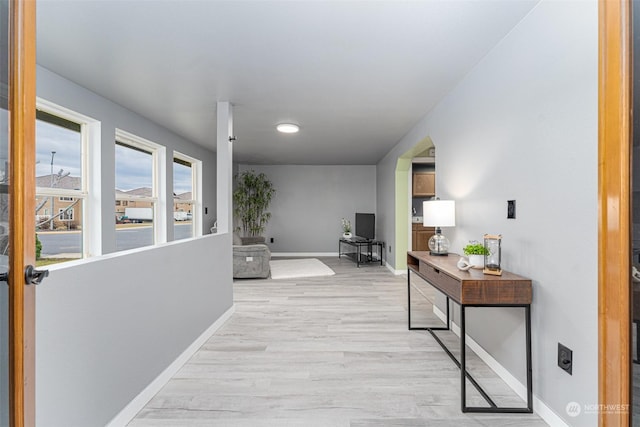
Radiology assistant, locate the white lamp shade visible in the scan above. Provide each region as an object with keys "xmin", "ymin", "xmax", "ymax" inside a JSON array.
[{"xmin": 423, "ymin": 200, "xmax": 456, "ymax": 227}]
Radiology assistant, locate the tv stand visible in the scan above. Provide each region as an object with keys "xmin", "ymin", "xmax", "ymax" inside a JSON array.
[{"xmin": 338, "ymin": 238, "xmax": 384, "ymax": 267}]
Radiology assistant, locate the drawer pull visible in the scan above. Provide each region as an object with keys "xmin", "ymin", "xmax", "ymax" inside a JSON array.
[{"xmin": 434, "ymin": 268, "xmax": 440, "ymax": 274}]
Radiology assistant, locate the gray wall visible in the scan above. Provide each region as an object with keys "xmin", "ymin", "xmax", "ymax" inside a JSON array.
[
  {"xmin": 35, "ymin": 67, "xmax": 234, "ymax": 426},
  {"xmin": 36, "ymin": 234, "xmax": 232, "ymax": 427},
  {"xmin": 37, "ymin": 66, "xmax": 218, "ymax": 248},
  {"xmin": 238, "ymin": 164, "xmax": 376, "ymax": 253},
  {"xmin": 377, "ymin": 1, "xmax": 597, "ymax": 425}
]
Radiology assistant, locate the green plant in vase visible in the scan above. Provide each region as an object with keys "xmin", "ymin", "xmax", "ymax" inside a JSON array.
[
  {"xmin": 341, "ymin": 218, "xmax": 352, "ymax": 238},
  {"xmin": 462, "ymin": 241, "xmax": 488, "ymax": 268},
  {"xmin": 233, "ymin": 170, "xmax": 275, "ymax": 244}
]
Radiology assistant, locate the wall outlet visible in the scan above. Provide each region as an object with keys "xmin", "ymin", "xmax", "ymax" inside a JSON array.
[{"xmin": 558, "ymin": 343, "xmax": 573, "ymax": 375}]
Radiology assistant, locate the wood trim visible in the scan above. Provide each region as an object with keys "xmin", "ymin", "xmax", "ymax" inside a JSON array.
[
  {"xmin": 9, "ymin": 0, "xmax": 37, "ymax": 426},
  {"xmin": 598, "ymin": 0, "xmax": 631, "ymax": 425}
]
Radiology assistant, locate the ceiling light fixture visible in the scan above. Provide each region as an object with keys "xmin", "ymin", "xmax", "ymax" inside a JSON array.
[{"xmin": 276, "ymin": 123, "xmax": 300, "ymax": 133}]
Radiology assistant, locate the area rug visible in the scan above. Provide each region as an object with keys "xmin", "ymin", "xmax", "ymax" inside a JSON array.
[{"xmin": 269, "ymin": 258, "xmax": 335, "ymax": 280}]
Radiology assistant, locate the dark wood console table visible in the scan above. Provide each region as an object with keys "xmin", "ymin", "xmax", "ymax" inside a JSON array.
[{"xmin": 407, "ymin": 251, "xmax": 532, "ymax": 413}]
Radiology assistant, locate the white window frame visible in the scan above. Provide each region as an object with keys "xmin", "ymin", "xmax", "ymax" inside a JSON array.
[
  {"xmin": 36, "ymin": 98, "xmax": 99, "ymax": 259},
  {"xmin": 173, "ymin": 151, "xmax": 202, "ymax": 239},
  {"xmin": 115, "ymin": 129, "xmax": 167, "ymax": 247}
]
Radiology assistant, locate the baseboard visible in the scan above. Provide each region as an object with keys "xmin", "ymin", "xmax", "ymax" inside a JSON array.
[
  {"xmin": 271, "ymin": 252, "xmax": 338, "ymax": 257},
  {"xmin": 534, "ymin": 400, "xmax": 570, "ymax": 427},
  {"xmin": 431, "ymin": 305, "xmax": 567, "ymax": 427},
  {"xmin": 385, "ymin": 261, "xmax": 404, "ymax": 275},
  {"xmin": 106, "ymin": 305, "xmax": 236, "ymax": 427}
]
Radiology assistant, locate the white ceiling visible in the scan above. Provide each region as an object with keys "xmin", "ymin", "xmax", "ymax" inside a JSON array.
[{"xmin": 36, "ymin": 0, "xmax": 539, "ymax": 165}]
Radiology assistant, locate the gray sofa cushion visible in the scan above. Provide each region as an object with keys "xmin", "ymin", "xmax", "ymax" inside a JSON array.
[{"xmin": 233, "ymin": 244, "xmax": 271, "ymax": 279}]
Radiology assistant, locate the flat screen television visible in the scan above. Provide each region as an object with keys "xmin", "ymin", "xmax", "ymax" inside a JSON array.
[{"xmin": 355, "ymin": 213, "xmax": 375, "ymax": 240}]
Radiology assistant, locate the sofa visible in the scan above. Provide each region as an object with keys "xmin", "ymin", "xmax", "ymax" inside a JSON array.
[{"xmin": 233, "ymin": 244, "xmax": 271, "ymax": 279}]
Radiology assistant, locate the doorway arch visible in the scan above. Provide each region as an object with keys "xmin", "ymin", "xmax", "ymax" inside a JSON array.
[{"xmin": 394, "ymin": 136, "xmax": 434, "ymax": 270}]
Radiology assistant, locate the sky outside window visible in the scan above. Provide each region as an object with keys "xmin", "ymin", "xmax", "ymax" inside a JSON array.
[
  {"xmin": 173, "ymin": 160, "xmax": 192, "ymax": 195},
  {"xmin": 115, "ymin": 142, "xmax": 152, "ymax": 192},
  {"xmin": 35, "ymin": 117, "xmax": 81, "ymax": 184}
]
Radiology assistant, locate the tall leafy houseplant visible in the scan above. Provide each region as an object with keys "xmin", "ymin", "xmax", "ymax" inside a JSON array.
[{"xmin": 233, "ymin": 170, "xmax": 275, "ymax": 241}]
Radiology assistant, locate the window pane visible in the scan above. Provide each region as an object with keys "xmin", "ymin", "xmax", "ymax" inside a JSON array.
[
  {"xmin": 35, "ymin": 112, "xmax": 82, "ymax": 189},
  {"xmin": 173, "ymin": 159, "xmax": 192, "ymax": 194},
  {"xmin": 173, "ymin": 158, "xmax": 193, "ymax": 240},
  {"xmin": 173, "ymin": 202, "xmax": 193, "ymax": 240},
  {"xmin": 35, "ymin": 110, "xmax": 83, "ymax": 265},
  {"xmin": 115, "ymin": 142, "xmax": 152, "ymax": 193},
  {"xmin": 115, "ymin": 141, "xmax": 154, "ymax": 250}
]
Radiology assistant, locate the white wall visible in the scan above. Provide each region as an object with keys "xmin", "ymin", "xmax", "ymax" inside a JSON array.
[
  {"xmin": 238, "ymin": 165, "xmax": 376, "ymax": 253},
  {"xmin": 35, "ymin": 67, "xmax": 234, "ymax": 426},
  {"xmin": 377, "ymin": 1, "xmax": 597, "ymax": 425}
]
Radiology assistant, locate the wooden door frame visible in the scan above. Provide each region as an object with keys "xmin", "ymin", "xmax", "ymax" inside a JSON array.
[
  {"xmin": 1, "ymin": 1, "xmax": 637, "ymax": 426},
  {"xmin": 599, "ymin": 0, "xmax": 632, "ymax": 425},
  {"xmin": 8, "ymin": 0, "xmax": 37, "ymax": 426}
]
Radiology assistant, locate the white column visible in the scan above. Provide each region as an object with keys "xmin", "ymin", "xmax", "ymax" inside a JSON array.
[{"xmin": 216, "ymin": 101, "xmax": 233, "ymax": 234}]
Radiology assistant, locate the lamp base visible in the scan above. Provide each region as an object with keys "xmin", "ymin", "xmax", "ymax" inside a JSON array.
[
  {"xmin": 428, "ymin": 231, "xmax": 450, "ymax": 256},
  {"xmin": 429, "ymin": 251, "xmax": 449, "ymax": 256}
]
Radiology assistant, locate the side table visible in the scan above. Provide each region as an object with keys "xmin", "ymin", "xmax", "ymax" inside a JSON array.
[{"xmin": 338, "ymin": 238, "xmax": 384, "ymax": 267}]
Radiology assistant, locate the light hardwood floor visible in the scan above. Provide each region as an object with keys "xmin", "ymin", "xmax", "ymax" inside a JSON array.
[{"xmin": 129, "ymin": 257, "xmax": 548, "ymax": 426}]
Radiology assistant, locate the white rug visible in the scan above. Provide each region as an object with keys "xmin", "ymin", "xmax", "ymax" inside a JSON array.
[{"xmin": 269, "ymin": 258, "xmax": 335, "ymax": 280}]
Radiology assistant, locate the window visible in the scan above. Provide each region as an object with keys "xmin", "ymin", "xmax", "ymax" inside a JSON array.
[
  {"xmin": 35, "ymin": 106, "xmax": 86, "ymax": 263},
  {"xmin": 59, "ymin": 208, "xmax": 74, "ymax": 221},
  {"xmin": 115, "ymin": 129, "xmax": 164, "ymax": 251},
  {"xmin": 173, "ymin": 153, "xmax": 201, "ymax": 240}
]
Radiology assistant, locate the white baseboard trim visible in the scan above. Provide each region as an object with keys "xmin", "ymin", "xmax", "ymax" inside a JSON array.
[
  {"xmin": 385, "ymin": 261, "xmax": 404, "ymax": 275},
  {"xmin": 106, "ymin": 304, "xmax": 236, "ymax": 427},
  {"xmin": 534, "ymin": 400, "xmax": 570, "ymax": 427},
  {"xmin": 271, "ymin": 252, "xmax": 338, "ymax": 257},
  {"xmin": 431, "ymin": 305, "xmax": 566, "ymax": 427}
]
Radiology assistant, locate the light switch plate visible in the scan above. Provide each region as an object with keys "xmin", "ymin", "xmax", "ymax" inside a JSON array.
[{"xmin": 507, "ymin": 200, "xmax": 516, "ymax": 219}]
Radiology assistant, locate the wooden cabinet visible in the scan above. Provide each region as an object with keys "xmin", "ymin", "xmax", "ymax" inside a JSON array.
[
  {"xmin": 412, "ymin": 172, "xmax": 435, "ymax": 197},
  {"xmin": 412, "ymin": 223, "xmax": 435, "ymax": 251}
]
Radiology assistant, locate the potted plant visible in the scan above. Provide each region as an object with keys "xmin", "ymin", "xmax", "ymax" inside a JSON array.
[
  {"xmin": 341, "ymin": 218, "xmax": 352, "ymax": 239},
  {"xmin": 462, "ymin": 241, "xmax": 488, "ymax": 268},
  {"xmin": 233, "ymin": 170, "xmax": 275, "ymax": 245}
]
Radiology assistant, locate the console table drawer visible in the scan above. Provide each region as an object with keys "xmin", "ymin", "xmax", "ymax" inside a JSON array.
[
  {"xmin": 419, "ymin": 260, "xmax": 461, "ymax": 302},
  {"xmin": 462, "ymin": 281, "xmax": 532, "ymax": 305}
]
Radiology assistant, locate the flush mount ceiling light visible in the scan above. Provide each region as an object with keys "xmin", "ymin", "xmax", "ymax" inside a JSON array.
[{"xmin": 276, "ymin": 123, "xmax": 300, "ymax": 134}]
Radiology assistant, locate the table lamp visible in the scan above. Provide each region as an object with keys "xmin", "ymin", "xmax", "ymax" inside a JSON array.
[{"xmin": 423, "ymin": 199, "xmax": 456, "ymax": 256}]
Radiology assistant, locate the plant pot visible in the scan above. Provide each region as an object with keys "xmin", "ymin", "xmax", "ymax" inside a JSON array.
[
  {"xmin": 240, "ymin": 236, "xmax": 266, "ymax": 245},
  {"xmin": 342, "ymin": 232, "xmax": 352, "ymax": 239},
  {"xmin": 468, "ymin": 254, "xmax": 484, "ymax": 269}
]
